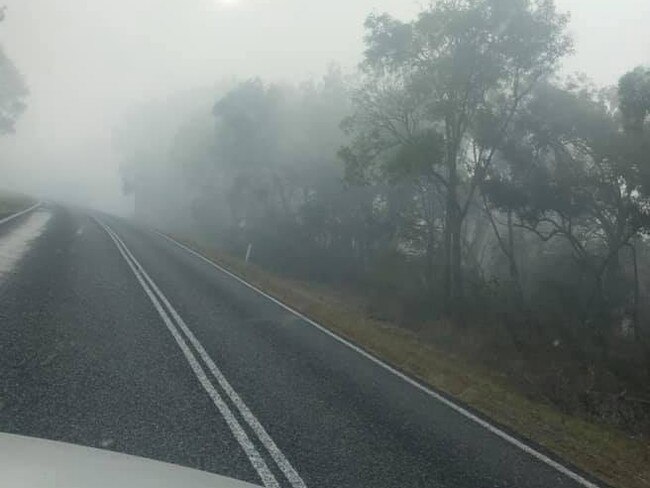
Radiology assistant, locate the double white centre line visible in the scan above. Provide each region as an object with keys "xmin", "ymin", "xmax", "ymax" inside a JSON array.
[{"xmin": 96, "ymin": 218, "xmax": 306, "ymax": 488}]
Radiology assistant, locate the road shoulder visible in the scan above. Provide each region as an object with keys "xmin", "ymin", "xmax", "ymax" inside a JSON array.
[{"xmin": 168, "ymin": 234, "xmax": 648, "ymax": 488}]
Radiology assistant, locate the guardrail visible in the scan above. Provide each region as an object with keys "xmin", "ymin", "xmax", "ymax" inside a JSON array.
[{"xmin": 0, "ymin": 202, "xmax": 42, "ymax": 226}]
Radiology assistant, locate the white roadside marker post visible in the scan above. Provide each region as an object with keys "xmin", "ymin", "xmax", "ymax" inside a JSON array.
[{"xmin": 245, "ymin": 243, "xmax": 253, "ymax": 264}]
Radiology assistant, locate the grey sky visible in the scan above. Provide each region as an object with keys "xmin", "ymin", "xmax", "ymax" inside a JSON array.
[{"xmin": 0, "ymin": 0, "xmax": 648, "ymax": 213}]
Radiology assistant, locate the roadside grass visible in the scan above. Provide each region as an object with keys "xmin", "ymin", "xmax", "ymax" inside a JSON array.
[
  {"xmin": 177, "ymin": 237, "xmax": 649, "ymax": 488},
  {"xmin": 0, "ymin": 190, "xmax": 35, "ymax": 219}
]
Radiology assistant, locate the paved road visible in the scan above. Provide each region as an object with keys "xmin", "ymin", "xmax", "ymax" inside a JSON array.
[{"xmin": 0, "ymin": 205, "xmax": 601, "ymax": 487}]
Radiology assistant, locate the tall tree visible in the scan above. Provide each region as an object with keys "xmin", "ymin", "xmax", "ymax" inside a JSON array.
[
  {"xmin": 618, "ymin": 66, "xmax": 650, "ymax": 134},
  {"xmin": 345, "ymin": 0, "xmax": 571, "ymax": 313},
  {"xmin": 484, "ymin": 80, "xmax": 650, "ymax": 352}
]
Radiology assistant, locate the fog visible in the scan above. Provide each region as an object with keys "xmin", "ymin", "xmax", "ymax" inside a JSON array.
[
  {"xmin": 2, "ymin": 0, "xmax": 650, "ymax": 448},
  {"xmin": 0, "ymin": 0, "xmax": 648, "ymax": 214}
]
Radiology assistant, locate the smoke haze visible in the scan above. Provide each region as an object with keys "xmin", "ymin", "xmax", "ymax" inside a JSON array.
[{"xmin": 0, "ymin": 0, "xmax": 647, "ymax": 213}]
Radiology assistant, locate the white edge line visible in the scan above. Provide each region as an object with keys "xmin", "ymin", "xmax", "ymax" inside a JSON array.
[
  {"xmin": 0, "ymin": 202, "xmax": 42, "ymax": 226},
  {"xmin": 109, "ymin": 224, "xmax": 306, "ymax": 488},
  {"xmin": 96, "ymin": 219, "xmax": 279, "ymax": 488},
  {"xmin": 154, "ymin": 229, "xmax": 602, "ymax": 488}
]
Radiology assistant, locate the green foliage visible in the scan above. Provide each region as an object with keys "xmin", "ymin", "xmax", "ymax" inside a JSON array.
[
  {"xmin": 489, "ymin": 81, "xmax": 650, "ymax": 242},
  {"xmin": 481, "ymin": 77, "xmax": 650, "ymax": 339},
  {"xmin": 345, "ymin": 0, "xmax": 572, "ymax": 310},
  {"xmin": 619, "ymin": 66, "xmax": 650, "ymax": 134}
]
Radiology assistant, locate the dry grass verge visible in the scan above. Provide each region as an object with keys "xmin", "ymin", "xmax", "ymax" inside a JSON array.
[{"xmin": 178, "ymin": 237, "xmax": 650, "ymax": 488}]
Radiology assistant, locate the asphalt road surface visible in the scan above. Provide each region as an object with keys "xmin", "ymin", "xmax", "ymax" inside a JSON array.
[{"xmin": 0, "ymin": 204, "xmax": 602, "ymax": 488}]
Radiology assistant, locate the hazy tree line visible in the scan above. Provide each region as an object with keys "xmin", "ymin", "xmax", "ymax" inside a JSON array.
[
  {"xmin": 117, "ymin": 0, "xmax": 650, "ymax": 430},
  {"xmin": 0, "ymin": 8, "xmax": 28, "ymax": 136}
]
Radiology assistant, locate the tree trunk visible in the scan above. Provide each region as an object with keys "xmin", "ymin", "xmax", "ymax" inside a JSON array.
[
  {"xmin": 628, "ymin": 242, "xmax": 640, "ymax": 342},
  {"xmin": 443, "ymin": 148, "xmax": 459, "ymax": 313},
  {"xmin": 450, "ymin": 208, "xmax": 463, "ymax": 308},
  {"xmin": 425, "ymin": 219, "xmax": 435, "ymax": 293},
  {"xmin": 443, "ymin": 121, "xmax": 463, "ymax": 317},
  {"xmin": 507, "ymin": 210, "xmax": 525, "ymax": 308},
  {"xmin": 442, "ymin": 179, "xmax": 454, "ymax": 312},
  {"xmin": 603, "ymin": 247, "xmax": 624, "ymax": 311},
  {"xmin": 445, "ymin": 159, "xmax": 463, "ymax": 317}
]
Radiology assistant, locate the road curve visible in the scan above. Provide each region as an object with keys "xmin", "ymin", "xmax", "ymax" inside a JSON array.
[{"xmin": 0, "ymin": 205, "xmax": 602, "ymax": 488}]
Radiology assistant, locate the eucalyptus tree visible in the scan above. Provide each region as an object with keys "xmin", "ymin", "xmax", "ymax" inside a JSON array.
[{"xmin": 343, "ymin": 0, "xmax": 571, "ymax": 313}]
